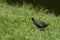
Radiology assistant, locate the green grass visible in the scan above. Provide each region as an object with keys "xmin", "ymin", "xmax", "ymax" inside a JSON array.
[{"xmin": 0, "ymin": 3, "xmax": 60, "ymax": 40}]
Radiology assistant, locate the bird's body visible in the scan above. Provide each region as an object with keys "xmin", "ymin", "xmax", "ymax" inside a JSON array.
[{"xmin": 31, "ymin": 18, "xmax": 48, "ymax": 28}]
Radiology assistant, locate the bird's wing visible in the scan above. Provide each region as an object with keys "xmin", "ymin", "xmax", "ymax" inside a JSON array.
[
  {"xmin": 39, "ymin": 23, "xmax": 44, "ymax": 27},
  {"xmin": 38, "ymin": 21, "xmax": 47, "ymax": 27},
  {"xmin": 35, "ymin": 21, "xmax": 44, "ymax": 27}
]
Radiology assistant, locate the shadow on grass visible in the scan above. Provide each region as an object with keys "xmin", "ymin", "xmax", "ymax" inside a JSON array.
[
  {"xmin": 6, "ymin": 0, "xmax": 60, "ymax": 16},
  {"xmin": 6, "ymin": 0, "xmax": 23, "ymax": 6}
]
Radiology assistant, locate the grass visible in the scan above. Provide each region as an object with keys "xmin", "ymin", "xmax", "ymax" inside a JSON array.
[{"xmin": 0, "ymin": 2, "xmax": 60, "ymax": 40}]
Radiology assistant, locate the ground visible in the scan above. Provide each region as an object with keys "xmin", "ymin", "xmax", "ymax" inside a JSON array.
[{"xmin": 0, "ymin": 2, "xmax": 60, "ymax": 40}]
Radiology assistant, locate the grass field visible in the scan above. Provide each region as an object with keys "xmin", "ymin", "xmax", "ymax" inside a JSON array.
[{"xmin": 0, "ymin": 2, "xmax": 60, "ymax": 40}]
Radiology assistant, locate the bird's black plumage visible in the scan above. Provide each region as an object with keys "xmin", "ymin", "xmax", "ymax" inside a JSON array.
[{"xmin": 31, "ymin": 18, "xmax": 48, "ymax": 28}]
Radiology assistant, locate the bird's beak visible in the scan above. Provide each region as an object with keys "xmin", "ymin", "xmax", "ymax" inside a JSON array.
[{"xmin": 29, "ymin": 17, "xmax": 31, "ymax": 21}]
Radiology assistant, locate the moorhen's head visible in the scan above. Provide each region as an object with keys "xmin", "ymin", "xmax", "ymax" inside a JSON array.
[
  {"xmin": 29, "ymin": 17, "xmax": 35, "ymax": 21},
  {"xmin": 31, "ymin": 18, "xmax": 35, "ymax": 21}
]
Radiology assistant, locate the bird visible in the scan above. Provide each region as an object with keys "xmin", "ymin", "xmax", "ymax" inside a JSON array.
[{"xmin": 30, "ymin": 17, "xmax": 48, "ymax": 28}]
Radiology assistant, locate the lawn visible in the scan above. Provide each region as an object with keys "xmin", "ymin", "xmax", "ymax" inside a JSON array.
[{"xmin": 0, "ymin": 2, "xmax": 60, "ymax": 40}]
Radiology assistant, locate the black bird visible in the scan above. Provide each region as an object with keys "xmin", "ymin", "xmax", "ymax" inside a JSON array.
[{"xmin": 30, "ymin": 18, "xmax": 48, "ymax": 28}]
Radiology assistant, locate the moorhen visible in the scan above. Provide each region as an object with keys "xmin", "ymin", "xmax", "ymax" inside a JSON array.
[{"xmin": 30, "ymin": 18, "xmax": 48, "ymax": 28}]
